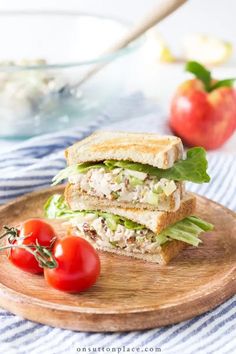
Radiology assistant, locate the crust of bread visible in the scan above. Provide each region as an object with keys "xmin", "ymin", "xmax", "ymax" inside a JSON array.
[
  {"xmin": 69, "ymin": 228, "xmax": 188, "ymax": 265},
  {"xmin": 65, "ymin": 186, "xmax": 196, "ymax": 234},
  {"xmin": 65, "ymin": 131, "xmax": 184, "ymax": 169},
  {"xmin": 160, "ymin": 239, "xmax": 188, "ymax": 264},
  {"xmin": 65, "ymin": 182, "xmax": 185, "ymax": 213}
]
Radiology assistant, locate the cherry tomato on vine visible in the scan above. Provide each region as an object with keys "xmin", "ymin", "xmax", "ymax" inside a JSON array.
[
  {"xmin": 6, "ymin": 219, "xmax": 56, "ymax": 274},
  {"xmin": 44, "ymin": 235, "xmax": 101, "ymax": 293}
]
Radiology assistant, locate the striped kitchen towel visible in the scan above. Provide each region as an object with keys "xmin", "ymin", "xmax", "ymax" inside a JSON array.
[{"xmin": 0, "ymin": 94, "xmax": 235, "ymax": 354}]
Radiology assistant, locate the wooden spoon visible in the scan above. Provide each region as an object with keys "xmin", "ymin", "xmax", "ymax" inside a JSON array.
[{"xmin": 76, "ymin": 0, "xmax": 188, "ymax": 87}]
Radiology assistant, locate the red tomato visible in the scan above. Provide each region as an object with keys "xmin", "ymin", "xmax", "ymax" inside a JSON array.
[
  {"xmin": 44, "ymin": 236, "xmax": 100, "ymax": 293},
  {"xmin": 8, "ymin": 219, "xmax": 56, "ymax": 274}
]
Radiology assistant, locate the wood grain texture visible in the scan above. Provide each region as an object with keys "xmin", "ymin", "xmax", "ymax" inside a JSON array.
[{"xmin": 0, "ymin": 185, "xmax": 235, "ymax": 332}]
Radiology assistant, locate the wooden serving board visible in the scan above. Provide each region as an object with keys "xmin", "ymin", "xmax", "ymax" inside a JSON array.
[{"xmin": 0, "ymin": 186, "xmax": 235, "ymax": 332}]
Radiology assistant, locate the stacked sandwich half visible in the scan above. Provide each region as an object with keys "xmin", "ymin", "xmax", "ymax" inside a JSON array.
[{"xmin": 46, "ymin": 131, "xmax": 213, "ymax": 264}]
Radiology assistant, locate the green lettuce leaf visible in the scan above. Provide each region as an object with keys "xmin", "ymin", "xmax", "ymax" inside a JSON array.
[
  {"xmin": 44, "ymin": 194, "xmax": 213, "ymax": 247},
  {"xmin": 44, "ymin": 194, "xmax": 83, "ymax": 218},
  {"xmin": 51, "ymin": 165, "xmax": 79, "ymax": 186},
  {"xmin": 52, "ymin": 147, "xmax": 210, "ymax": 185},
  {"xmin": 104, "ymin": 147, "xmax": 210, "ymax": 183},
  {"xmin": 158, "ymin": 216, "xmax": 213, "ymax": 246},
  {"xmin": 186, "ymin": 216, "xmax": 214, "ymax": 231},
  {"xmin": 51, "ymin": 162, "xmax": 105, "ymax": 186},
  {"xmin": 124, "ymin": 219, "xmax": 145, "ymax": 230},
  {"xmin": 44, "ymin": 194, "xmax": 145, "ymax": 232},
  {"xmin": 154, "ymin": 234, "xmax": 169, "ymax": 246}
]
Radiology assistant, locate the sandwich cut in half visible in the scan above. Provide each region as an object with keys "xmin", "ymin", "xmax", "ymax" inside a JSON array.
[
  {"xmin": 52, "ymin": 132, "xmax": 210, "ymax": 212},
  {"xmin": 45, "ymin": 193, "xmax": 213, "ymax": 265}
]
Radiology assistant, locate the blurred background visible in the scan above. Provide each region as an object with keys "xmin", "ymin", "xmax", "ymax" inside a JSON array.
[
  {"xmin": 0, "ymin": 0, "xmax": 235, "ymax": 150},
  {"xmin": 2, "ymin": 0, "xmax": 236, "ymax": 42}
]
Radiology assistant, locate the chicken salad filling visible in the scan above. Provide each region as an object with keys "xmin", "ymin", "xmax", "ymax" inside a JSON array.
[
  {"xmin": 52, "ymin": 148, "xmax": 211, "ymax": 206},
  {"xmin": 44, "ymin": 194, "xmax": 214, "ymax": 252},
  {"xmin": 53, "ymin": 164, "xmax": 180, "ymax": 207},
  {"xmin": 72, "ymin": 215, "xmax": 166, "ymax": 254},
  {"xmin": 52, "ymin": 147, "xmax": 211, "ymax": 195},
  {"xmin": 69, "ymin": 167, "xmax": 179, "ymax": 205}
]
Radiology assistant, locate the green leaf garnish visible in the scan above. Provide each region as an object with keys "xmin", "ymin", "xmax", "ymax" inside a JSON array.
[
  {"xmin": 210, "ymin": 78, "xmax": 236, "ymax": 91},
  {"xmin": 186, "ymin": 61, "xmax": 212, "ymax": 91},
  {"xmin": 186, "ymin": 60, "xmax": 235, "ymax": 92}
]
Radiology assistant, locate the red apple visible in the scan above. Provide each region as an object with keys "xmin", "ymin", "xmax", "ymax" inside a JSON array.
[{"xmin": 169, "ymin": 61, "xmax": 236, "ymax": 150}]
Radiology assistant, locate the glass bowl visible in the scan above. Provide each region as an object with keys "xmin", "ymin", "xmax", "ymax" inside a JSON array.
[{"xmin": 0, "ymin": 11, "xmax": 142, "ymax": 139}]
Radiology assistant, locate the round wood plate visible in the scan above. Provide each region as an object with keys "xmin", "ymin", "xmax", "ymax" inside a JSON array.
[{"xmin": 0, "ymin": 186, "xmax": 235, "ymax": 332}]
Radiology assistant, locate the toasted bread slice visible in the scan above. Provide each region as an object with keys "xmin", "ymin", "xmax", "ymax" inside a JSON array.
[
  {"xmin": 65, "ymin": 187, "xmax": 196, "ymax": 234},
  {"xmin": 65, "ymin": 182, "xmax": 185, "ymax": 213},
  {"xmin": 70, "ymin": 228, "xmax": 188, "ymax": 265},
  {"xmin": 65, "ymin": 131, "xmax": 184, "ymax": 169}
]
